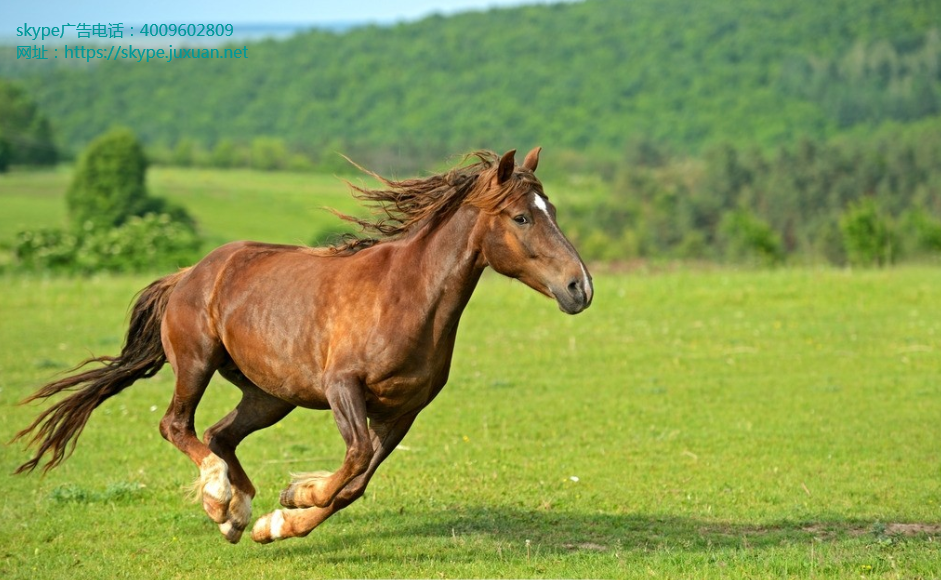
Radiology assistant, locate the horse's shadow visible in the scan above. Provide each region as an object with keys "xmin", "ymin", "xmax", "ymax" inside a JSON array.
[{"xmin": 261, "ymin": 504, "xmax": 910, "ymax": 561}]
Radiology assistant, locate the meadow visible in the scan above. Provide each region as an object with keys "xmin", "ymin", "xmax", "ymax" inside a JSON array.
[{"xmin": 1, "ymin": 168, "xmax": 940, "ymax": 578}]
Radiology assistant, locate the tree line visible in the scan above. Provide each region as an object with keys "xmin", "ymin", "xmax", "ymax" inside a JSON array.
[
  {"xmin": 1, "ymin": 0, "xmax": 938, "ymax": 170},
  {"xmin": 568, "ymin": 117, "xmax": 941, "ymax": 266}
]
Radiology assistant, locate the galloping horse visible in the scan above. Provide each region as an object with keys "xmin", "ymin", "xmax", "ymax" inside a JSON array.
[{"xmin": 14, "ymin": 148, "xmax": 593, "ymax": 544}]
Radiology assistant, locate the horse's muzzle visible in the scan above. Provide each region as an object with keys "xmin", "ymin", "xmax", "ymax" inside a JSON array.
[{"xmin": 554, "ymin": 275, "xmax": 593, "ymax": 315}]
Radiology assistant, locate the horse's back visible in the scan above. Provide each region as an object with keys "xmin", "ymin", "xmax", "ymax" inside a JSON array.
[{"xmin": 163, "ymin": 238, "xmax": 441, "ymax": 410}]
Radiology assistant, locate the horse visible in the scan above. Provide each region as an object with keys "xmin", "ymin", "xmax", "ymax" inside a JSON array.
[{"xmin": 13, "ymin": 147, "xmax": 593, "ymax": 544}]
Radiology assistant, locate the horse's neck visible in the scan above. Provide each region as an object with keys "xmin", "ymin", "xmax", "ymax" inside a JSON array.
[{"xmin": 400, "ymin": 206, "xmax": 485, "ymax": 339}]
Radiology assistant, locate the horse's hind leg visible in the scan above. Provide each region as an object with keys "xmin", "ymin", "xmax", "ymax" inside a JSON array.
[
  {"xmin": 159, "ymin": 357, "xmax": 232, "ymax": 524},
  {"xmin": 203, "ymin": 366, "xmax": 294, "ymax": 543},
  {"xmin": 158, "ymin": 306, "xmax": 234, "ymax": 530}
]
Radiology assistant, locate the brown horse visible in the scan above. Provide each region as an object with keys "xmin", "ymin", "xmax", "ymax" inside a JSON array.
[{"xmin": 13, "ymin": 148, "xmax": 593, "ymax": 544}]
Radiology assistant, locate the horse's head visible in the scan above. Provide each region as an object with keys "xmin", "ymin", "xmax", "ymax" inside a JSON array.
[{"xmin": 477, "ymin": 148, "xmax": 593, "ymax": 315}]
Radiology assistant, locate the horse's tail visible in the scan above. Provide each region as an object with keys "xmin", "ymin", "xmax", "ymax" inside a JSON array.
[{"xmin": 12, "ymin": 268, "xmax": 190, "ymax": 474}]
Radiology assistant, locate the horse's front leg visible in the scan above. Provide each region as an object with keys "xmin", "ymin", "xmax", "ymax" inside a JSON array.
[
  {"xmin": 278, "ymin": 373, "xmax": 373, "ymax": 507},
  {"xmin": 252, "ymin": 412, "xmax": 417, "ymax": 543}
]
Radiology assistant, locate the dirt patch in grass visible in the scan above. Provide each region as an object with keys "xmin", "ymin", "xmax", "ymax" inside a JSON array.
[
  {"xmin": 883, "ymin": 523, "xmax": 941, "ymax": 536},
  {"xmin": 561, "ymin": 542, "xmax": 608, "ymax": 552},
  {"xmin": 801, "ymin": 522, "xmax": 941, "ymax": 539}
]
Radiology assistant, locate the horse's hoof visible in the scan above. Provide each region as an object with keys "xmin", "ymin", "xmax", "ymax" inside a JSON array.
[
  {"xmin": 279, "ymin": 487, "xmax": 297, "ymax": 509},
  {"xmin": 219, "ymin": 521, "xmax": 244, "ymax": 544},
  {"xmin": 218, "ymin": 488, "xmax": 252, "ymax": 543},
  {"xmin": 251, "ymin": 510, "xmax": 285, "ymax": 544}
]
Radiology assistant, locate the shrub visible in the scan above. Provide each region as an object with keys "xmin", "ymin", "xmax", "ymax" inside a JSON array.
[
  {"xmin": 15, "ymin": 214, "xmax": 201, "ymax": 274},
  {"xmin": 65, "ymin": 128, "xmax": 151, "ymax": 231},
  {"xmin": 899, "ymin": 207, "xmax": 941, "ymax": 258},
  {"xmin": 839, "ymin": 199, "xmax": 896, "ymax": 267},
  {"xmin": 210, "ymin": 139, "xmax": 238, "ymax": 168},
  {"xmin": 287, "ymin": 152, "xmax": 314, "ymax": 172},
  {"xmin": 73, "ymin": 213, "xmax": 201, "ymax": 272},
  {"xmin": 814, "ymin": 218, "xmax": 847, "ymax": 265},
  {"xmin": 16, "ymin": 128, "xmax": 202, "ymax": 274},
  {"xmin": 13, "ymin": 228, "xmax": 79, "ymax": 270},
  {"xmin": 718, "ymin": 209, "xmax": 784, "ymax": 266},
  {"xmin": 171, "ymin": 138, "xmax": 196, "ymax": 167},
  {"xmin": 250, "ymin": 137, "xmax": 288, "ymax": 171}
]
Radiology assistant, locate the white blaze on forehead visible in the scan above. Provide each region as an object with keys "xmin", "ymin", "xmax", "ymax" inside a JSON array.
[{"xmin": 533, "ymin": 193, "xmax": 549, "ymax": 214}]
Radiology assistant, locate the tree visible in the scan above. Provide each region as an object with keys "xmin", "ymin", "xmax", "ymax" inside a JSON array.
[
  {"xmin": 0, "ymin": 80, "xmax": 58, "ymax": 166},
  {"xmin": 0, "ymin": 133, "xmax": 11, "ymax": 173}
]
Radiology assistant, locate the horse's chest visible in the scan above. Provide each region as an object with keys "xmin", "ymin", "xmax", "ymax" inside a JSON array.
[{"xmin": 363, "ymin": 353, "xmax": 451, "ymax": 417}]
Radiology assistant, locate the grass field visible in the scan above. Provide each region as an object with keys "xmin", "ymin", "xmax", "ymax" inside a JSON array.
[{"xmin": 1, "ymin": 168, "xmax": 940, "ymax": 578}]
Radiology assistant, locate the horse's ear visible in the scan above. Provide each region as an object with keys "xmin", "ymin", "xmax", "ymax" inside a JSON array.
[
  {"xmin": 497, "ymin": 149, "xmax": 516, "ymax": 184},
  {"xmin": 523, "ymin": 146, "xmax": 541, "ymax": 172}
]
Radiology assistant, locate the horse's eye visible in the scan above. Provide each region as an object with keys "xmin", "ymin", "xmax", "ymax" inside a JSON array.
[{"xmin": 513, "ymin": 214, "xmax": 529, "ymax": 225}]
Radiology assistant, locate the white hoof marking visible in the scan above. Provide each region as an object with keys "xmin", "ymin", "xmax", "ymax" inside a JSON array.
[
  {"xmin": 270, "ymin": 509, "xmax": 285, "ymax": 540},
  {"xmin": 199, "ymin": 454, "xmax": 231, "ymax": 503}
]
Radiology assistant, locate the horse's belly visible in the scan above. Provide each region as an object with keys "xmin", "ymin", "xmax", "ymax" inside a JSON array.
[{"xmin": 228, "ymin": 348, "xmax": 330, "ymax": 409}]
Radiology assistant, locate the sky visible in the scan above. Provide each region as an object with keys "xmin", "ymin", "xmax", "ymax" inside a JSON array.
[{"xmin": 2, "ymin": 0, "xmax": 569, "ymax": 27}]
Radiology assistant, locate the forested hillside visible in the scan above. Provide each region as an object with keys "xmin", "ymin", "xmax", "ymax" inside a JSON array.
[{"xmin": 4, "ymin": 0, "xmax": 939, "ymax": 166}]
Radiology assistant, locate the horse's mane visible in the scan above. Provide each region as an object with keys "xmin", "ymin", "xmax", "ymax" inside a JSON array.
[{"xmin": 313, "ymin": 150, "xmax": 541, "ymax": 255}]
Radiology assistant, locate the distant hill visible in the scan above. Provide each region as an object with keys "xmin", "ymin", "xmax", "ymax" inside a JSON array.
[{"xmin": 4, "ymin": 0, "xmax": 940, "ymax": 162}]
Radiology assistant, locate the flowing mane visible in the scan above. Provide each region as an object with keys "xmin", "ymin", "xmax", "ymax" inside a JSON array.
[{"xmin": 321, "ymin": 150, "xmax": 543, "ymax": 254}]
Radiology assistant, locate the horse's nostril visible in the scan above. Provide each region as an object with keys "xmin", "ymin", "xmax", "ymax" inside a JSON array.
[{"xmin": 567, "ymin": 278, "xmax": 582, "ymax": 298}]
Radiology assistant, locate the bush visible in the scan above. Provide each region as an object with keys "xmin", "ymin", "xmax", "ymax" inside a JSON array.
[
  {"xmin": 899, "ymin": 207, "xmax": 941, "ymax": 258},
  {"xmin": 74, "ymin": 213, "xmax": 201, "ymax": 272},
  {"xmin": 250, "ymin": 137, "xmax": 288, "ymax": 171},
  {"xmin": 65, "ymin": 128, "xmax": 151, "ymax": 230},
  {"xmin": 814, "ymin": 218, "xmax": 847, "ymax": 265},
  {"xmin": 13, "ymin": 228, "xmax": 80, "ymax": 270},
  {"xmin": 171, "ymin": 138, "xmax": 196, "ymax": 167},
  {"xmin": 210, "ymin": 139, "xmax": 239, "ymax": 168},
  {"xmin": 15, "ymin": 214, "xmax": 201, "ymax": 274},
  {"xmin": 840, "ymin": 199, "xmax": 897, "ymax": 267},
  {"xmin": 287, "ymin": 153, "xmax": 314, "ymax": 172},
  {"xmin": 718, "ymin": 209, "xmax": 784, "ymax": 266},
  {"xmin": 676, "ymin": 230, "xmax": 709, "ymax": 260},
  {"xmin": 15, "ymin": 128, "xmax": 202, "ymax": 274}
]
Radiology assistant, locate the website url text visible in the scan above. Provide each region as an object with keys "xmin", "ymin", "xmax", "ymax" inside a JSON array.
[{"xmin": 16, "ymin": 44, "xmax": 250, "ymax": 63}]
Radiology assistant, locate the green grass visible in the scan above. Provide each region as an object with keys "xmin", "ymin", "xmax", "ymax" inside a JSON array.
[
  {"xmin": 1, "ymin": 268, "xmax": 939, "ymax": 579},
  {"xmin": 0, "ymin": 168, "xmax": 939, "ymax": 578}
]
